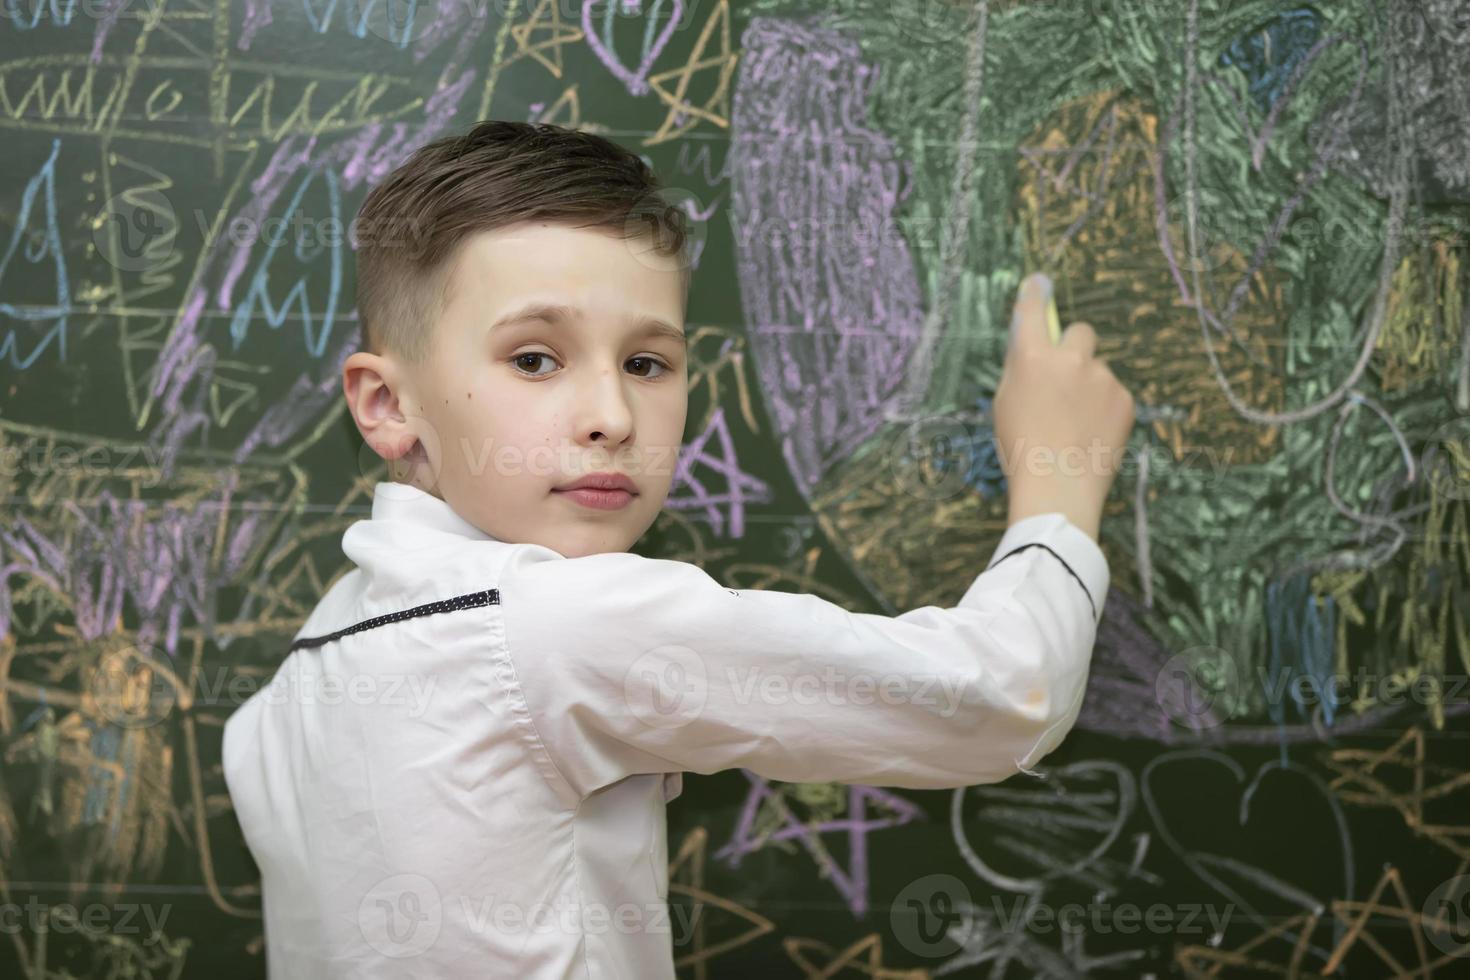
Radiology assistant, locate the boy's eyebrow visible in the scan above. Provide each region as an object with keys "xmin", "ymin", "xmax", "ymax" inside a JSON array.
[{"xmin": 489, "ymin": 302, "xmax": 686, "ymax": 346}]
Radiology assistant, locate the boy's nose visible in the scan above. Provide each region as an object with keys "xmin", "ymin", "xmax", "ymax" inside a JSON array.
[{"xmin": 572, "ymin": 371, "xmax": 635, "ymax": 445}]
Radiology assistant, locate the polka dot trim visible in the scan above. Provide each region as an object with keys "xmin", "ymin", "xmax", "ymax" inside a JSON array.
[{"xmin": 289, "ymin": 587, "xmax": 501, "ymax": 653}]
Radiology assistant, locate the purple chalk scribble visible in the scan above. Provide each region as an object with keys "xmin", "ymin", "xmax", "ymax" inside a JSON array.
[
  {"xmin": 664, "ymin": 407, "xmax": 771, "ymax": 538},
  {"xmin": 715, "ymin": 770, "xmax": 926, "ymax": 917},
  {"xmin": 730, "ymin": 18, "xmax": 926, "ymax": 496}
]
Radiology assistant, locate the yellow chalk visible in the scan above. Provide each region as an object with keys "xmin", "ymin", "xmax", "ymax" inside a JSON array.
[{"xmin": 1046, "ymin": 295, "xmax": 1062, "ymax": 344}]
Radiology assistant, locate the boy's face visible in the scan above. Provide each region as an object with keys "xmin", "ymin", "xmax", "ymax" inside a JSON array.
[{"xmin": 350, "ymin": 221, "xmax": 689, "ymax": 558}]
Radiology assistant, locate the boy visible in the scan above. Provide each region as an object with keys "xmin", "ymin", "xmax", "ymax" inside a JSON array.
[{"xmin": 222, "ymin": 120, "xmax": 1135, "ymax": 978}]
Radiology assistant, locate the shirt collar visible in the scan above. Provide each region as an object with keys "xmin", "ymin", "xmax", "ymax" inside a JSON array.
[{"xmin": 370, "ymin": 481, "xmax": 499, "ymax": 542}]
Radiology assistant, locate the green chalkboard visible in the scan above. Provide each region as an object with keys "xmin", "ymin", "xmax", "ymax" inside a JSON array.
[{"xmin": 2, "ymin": 1, "xmax": 1469, "ymax": 976}]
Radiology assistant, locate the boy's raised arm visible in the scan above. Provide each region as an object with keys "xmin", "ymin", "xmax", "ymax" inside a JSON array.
[{"xmin": 496, "ymin": 510, "xmax": 1106, "ymax": 799}]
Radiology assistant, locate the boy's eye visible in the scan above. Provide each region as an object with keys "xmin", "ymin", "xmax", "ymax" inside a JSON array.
[
  {"xmin": 513, "ymin": 352, "xmax": 557, "ymax": 376},
  {"xmin": 626, "ymin": 356, "xmax": 668, "ymax": 379},
  {"xmin": 511, "ymin": 353, "xmax": 670, "ymax": 379}
]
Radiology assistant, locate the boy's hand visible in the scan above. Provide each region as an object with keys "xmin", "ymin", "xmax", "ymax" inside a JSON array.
[{"xmin": 993, "ymin": 273, "xmax": 1136, "ymax": 542}]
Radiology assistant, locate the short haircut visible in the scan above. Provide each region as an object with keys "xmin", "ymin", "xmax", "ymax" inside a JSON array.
[{"xmin": 353, "ymin": 120, "xmax": 691, "ymax": 365}]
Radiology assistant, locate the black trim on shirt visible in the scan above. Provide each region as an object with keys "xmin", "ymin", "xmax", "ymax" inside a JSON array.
[
  {"xmin": 289, "ymin": 587, "xmax": 501, "ymax": 652},
  {"xmin": 987, "ymin": 544, "xmax": 1099, "ymax": 621}
]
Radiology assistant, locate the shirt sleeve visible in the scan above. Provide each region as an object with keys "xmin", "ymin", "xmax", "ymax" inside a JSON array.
[{"xmin": 497, "ymin": 512, "xmax": 1108, "ymax": 799}]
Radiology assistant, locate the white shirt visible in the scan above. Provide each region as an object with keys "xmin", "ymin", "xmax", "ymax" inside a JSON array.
[{"xmin": 222, "ymin": 481, "xmax": 1108, "ymax": 978}]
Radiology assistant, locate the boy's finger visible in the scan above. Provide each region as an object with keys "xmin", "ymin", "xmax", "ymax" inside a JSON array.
[
  {"xmin": 1008, "ymin": 273, "xmax": 1057, "ymax": 355},
  {"xmin": 1058, "ymin": 321, "xmax": 1097, "ymax": 358}
]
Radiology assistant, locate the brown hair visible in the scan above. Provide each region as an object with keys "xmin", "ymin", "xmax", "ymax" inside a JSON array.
[{"xmin": 353, "ymin": 120, "xmax": 691, "ymax": 365}]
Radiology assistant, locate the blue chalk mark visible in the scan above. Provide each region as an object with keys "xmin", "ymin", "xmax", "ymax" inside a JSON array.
[
  {"xmin": 962, "ymin": 396, "xmax": 1009, "ymax": 499},
  {"xmin": 82, "ymin": 724, "xmax": 121, "ymax": 826},
  {"xmin": 298, "ymin": 0, "xmax": 422, "ymax": 50},
  {"xmin": 1265, "ymin": 571, "xmax": 1339, "ymax": 729},
  {"xmin": 1219, "ymin": 7, "xmax": 1322, "ymax": 114},
  {"xmin": 895, "ymin": 397, "xmax": 1008, "ymax": 501},
  {"xmin": 3, "ymin": 0, "xmax": 84, "ymax": 30},
  {"xmin": 0, "ymin": 138, "xmax": 70, "ymax": 370},
  {"xmin": 228, "ymin": 166, "xmax": 344, "ymax": 358}
]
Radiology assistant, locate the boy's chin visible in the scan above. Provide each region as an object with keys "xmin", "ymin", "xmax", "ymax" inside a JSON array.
[{"xmin": 557, "ymin": 536, "xmax": 632, "ymax": 559}]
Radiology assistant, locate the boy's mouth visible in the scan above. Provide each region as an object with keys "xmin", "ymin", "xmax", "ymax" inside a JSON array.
[
  {"xmin": 553, "ymin": 472, "xmax": 639, "ymax": 494},
  {"xmin": 553, "ymin": 487, "xmax": 635, "ymax": 510},
  {"xmin": 552, "ymin": 472, "xmax": 639, "ymax": 511}
]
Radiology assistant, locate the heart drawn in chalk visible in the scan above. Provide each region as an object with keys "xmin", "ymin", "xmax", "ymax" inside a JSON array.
[
  {"xmin": 1142, "ymin": 750, "xmax": 1354, "ymax": 948},
  {"xmin": 952, "ymin": 760, "xmax": 1135, "ymax": 893},
  {"xmin": 582, "ymin": 0, "xmax": 686, "ymax": 97}
]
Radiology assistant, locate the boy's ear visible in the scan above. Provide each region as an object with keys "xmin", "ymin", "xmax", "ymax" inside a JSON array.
[{"xmin": 342, "ymin": 351, "xmax": 422, "ymax": 472}]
